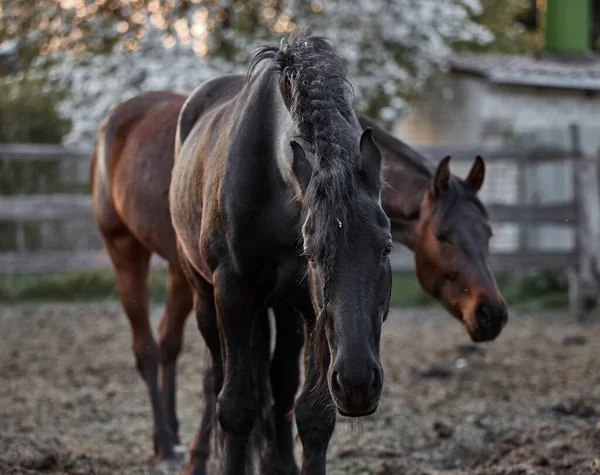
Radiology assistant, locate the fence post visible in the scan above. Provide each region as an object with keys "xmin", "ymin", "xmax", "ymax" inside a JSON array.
[
  {"xmin": 517, "ymin": 140, "xmax": 529, "ymax": 256},
  {"xmin": 568, "ymin": 267, "xmax": 582, "ymax": 319},
  {"xmin": 571, "ymin": 124, "xmax": 600, "ymax": 320},
  {"xmin": 570, "ymin": 124, "xmax": 583, "ymax": 319}
]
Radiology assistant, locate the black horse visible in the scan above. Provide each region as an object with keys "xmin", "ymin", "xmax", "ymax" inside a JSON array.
[{"xmin": 170, "ymin": 33, "xmax": 393, "ymax": 474}]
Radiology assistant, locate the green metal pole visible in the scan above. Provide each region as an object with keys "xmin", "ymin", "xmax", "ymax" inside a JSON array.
[{"xmin": 545, "ymin": 0, "xmax": 590, "ymax": 53}]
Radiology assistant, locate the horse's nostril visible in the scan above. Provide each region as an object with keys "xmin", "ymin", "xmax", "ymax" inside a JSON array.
[
  {"xmin": 370, "ymin": 369, "xmax": 378, "ymax": 389},
  {"xmin": 475, "ymin": 301, "xmax": 508, "ymax": 331},
  {"xmin": 475, "ymin": 302, "xmax": 493, "ymax": 328},
  {"xmin": 332, "ymin": 371, "xmax": 343, "ymax": 395}
]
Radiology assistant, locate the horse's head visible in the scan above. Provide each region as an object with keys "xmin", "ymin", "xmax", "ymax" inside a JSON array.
[
  {"xmin": 291, "ymin": 128, "xmax": 392, "ymax": 417},
  {"xmin": 413, "ymin": 155, "xmax": 508, "ymax": 342}
]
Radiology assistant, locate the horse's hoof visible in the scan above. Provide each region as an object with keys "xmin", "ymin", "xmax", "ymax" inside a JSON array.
[
  {"xmin": 173, "ymin": 444, "xmax": 190, "ymax": 463},
  {"xmin": 173, "ymin": 443, "xmax": 187, "ymax": 454},
  {"xmin": 266, "ymin": 462, "xmax": 300, "ymax": 475},
  {"xmin": 154, "ymin": 457, "xmax": 185, "ymax": 473},
  {"xmin": 271, "ymin": 469, "xmax": 299, "ymax": 475},
  {"xmin": 183, "ymin": 460, "xmax": 208, "ymax": 475},
  {"xmin": 270, "ymin": 469, "xmax": 299, "ymax": 475}
]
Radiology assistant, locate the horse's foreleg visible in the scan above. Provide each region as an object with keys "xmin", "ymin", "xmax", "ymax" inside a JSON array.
[
  {"xmin": 157, "ymin": 262, "xmax": 193, "ymax": 449},
  {"xmin": 265, "ymin": 306, "xmax": 304, "ymax": 475},
  {"xmin": 180, "ymin": 265, "xmax": 222, "ymax": 475},
  {"xmin": 187, "ymin": 308, "xmax": 276, "ymax": 475},
  {"xmin": 186, "ymin": 363, "xmax": 219, "ymax": 475},
  {"xmin": 295, "ymin": 320, "xmax": 336, "ymax": 475},
  {"xmin": 214, "ymin": 272, "xmax": 267, "ymax": 475}
]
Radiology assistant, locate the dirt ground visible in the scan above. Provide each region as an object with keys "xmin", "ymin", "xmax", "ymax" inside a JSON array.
[{"xmin": 1, "ymin": 302, "xmax": 599, "ymax": 475}]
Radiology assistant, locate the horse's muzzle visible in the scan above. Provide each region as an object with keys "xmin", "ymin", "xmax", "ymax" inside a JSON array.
[
  {"xmin": 469, "ymin": 300, "xmax": 508, "ymax": 342},
  {"xmin": 329, "ymin": 363, "xmax": 383, "ymax": 417}
]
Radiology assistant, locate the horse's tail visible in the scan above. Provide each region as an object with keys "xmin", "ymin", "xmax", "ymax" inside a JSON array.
[
  {"xmin": 90, "ymin": 99, "xmax": 140, "ymax": 198},
  {"xmin": 89, "ymin": 114, "xmax": 110, "ymax": 198}
]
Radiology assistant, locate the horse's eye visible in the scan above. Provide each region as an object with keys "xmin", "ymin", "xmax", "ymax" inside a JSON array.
[
  {"xmin": 382, "ymin": 244, "xmax": 393, "ymax": 258},
  {"xmin": 435, "ymin": 231, "xmax": 450, "ymax": 243}
]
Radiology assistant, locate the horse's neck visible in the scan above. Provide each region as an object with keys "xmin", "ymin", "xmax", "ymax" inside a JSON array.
[
  {"xmin": 359, "ymin": 115, "xmax": 433, "ymax": 249},
  {"xmin": 379, "ymin": 164, "xmax": 425, "ymax": 248}
]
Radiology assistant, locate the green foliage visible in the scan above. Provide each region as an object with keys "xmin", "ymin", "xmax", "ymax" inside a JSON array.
[
  {"xmin": 455, "ymin": 0, "xmax": 543, "ymax": 54},
  {"xmin": 496, "ymin": 269, "xmax": 569, "ymax": 310},
  {"xmin": 0, "ymin": 73, "xmax": 71, "ymax": 143},
  {"xmin": 519, "ymin": 269, "xmax": 569, "ymax": 295},
  {"xmin": 0, "ymin": 268, "xmax": 169, "ymax": 303},
  {"xmin": 389, "ymin": 272, "xmax": 435, "ymax": 308}
]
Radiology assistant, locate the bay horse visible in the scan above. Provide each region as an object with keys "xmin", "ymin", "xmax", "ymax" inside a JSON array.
[{"xmin": 90, "ymin": 38, "xmax": 507, "ymax": 475}]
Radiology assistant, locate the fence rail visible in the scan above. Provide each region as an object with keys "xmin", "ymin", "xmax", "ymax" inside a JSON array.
[
  {"xmin": 0, "ymin": 143, "xmax": 88, "ymax": 160},
  {"xmin": 0, "ymin": 250, "xmax": 167, "ymax": 273},
  {"xmin": 1, "ymin": 127, "xmax": 598, "ymax": 317}
]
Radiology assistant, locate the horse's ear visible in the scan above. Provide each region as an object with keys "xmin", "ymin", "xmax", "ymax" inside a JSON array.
[
  {"xmin": 359, "ymin": 127, "xmax": 382, "ymax": 191},
  {"xmin": 465, "ymin": 154, "xmax": 485, "ymax": 193},
  {"xmin": 432, "ymin": 155, "xmax": 451, "ymax": 197},
  {"xmin": 290, "ymin": 140, "xmax": 312, "ymax": 194}
]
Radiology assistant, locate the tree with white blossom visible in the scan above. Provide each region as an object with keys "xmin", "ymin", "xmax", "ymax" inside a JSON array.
[
  {"xmin": 42, "ymin": 26, "xmax": 233, "ymax": 146},
  {"xmin": 1, "ymin": 0, "xmax": 492, "ymax": 146},
  {"xmin": 303, "ymin": 0, "xmax": 492, "ymax": 120}
]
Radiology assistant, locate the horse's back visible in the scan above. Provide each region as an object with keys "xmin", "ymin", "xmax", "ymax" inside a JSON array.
[{"xmin": 91, "ymin": 90, "xmax": 187, "ymax": 261}]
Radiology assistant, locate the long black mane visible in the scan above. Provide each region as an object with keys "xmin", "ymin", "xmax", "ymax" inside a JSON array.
[
  {"xmin": 248, "ymin": 32, "xmax": 362, "ymax": 253},
  {"xmin": 248, "ymin": 32, "xmax": 355, "ymax": 160},
  {"xmin": 248, "ymin": 32, "xmax": 368, "ymax": 384}
]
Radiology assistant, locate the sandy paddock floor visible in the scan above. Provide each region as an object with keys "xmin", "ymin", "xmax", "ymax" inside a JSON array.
[{"xmin": 1, "ymin": 303, "xmax": 599, "ymax": 474}]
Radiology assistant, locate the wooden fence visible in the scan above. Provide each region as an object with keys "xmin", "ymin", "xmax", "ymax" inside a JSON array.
[{"xmin": 1, "ymin": 128, "xmax": 598, "ymax": 317}]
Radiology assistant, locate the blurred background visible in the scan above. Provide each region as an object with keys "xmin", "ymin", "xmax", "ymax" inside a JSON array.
[
  {"xmin": 1, "ymin": 0, "xmax": 596, "ymax": 313},
  {"xmin": 1, "ymin": 2, "xmax": 599, "ymax": 474}
]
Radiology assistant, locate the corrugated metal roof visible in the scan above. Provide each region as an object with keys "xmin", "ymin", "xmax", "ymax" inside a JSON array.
[{"xmin": 449, "ymin": 52, "xmax": 600, "ymax": 90}]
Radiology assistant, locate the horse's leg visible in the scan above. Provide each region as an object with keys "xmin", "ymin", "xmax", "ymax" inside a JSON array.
[
  {"xmin": 157, "ymin": 261, "xmax": 193, "ymax": 450},
  {"xmin": 214, "ymin": 272, "xmax": 267, "ymax": 475},
  {"xmin": 265, "ymin": 306, "xmax": 304, "ymax": 475},
  {"xmin": 103, "ymin": 232, "xmax": 177, "ymax": 462},
  {"xmin": 186, "ymin": 362, "xmax": 219, "ymax": 475},
  {"xmin": 186, "ymin": 307, "xmax": 272, "ymax": 475},
  {"xmin": 183, "ymin": 274, "xmax": 222, "ymax": 475},
  {"xmin": 295, "ymin": 320, "xmax": 336, "ymax": 475}
]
